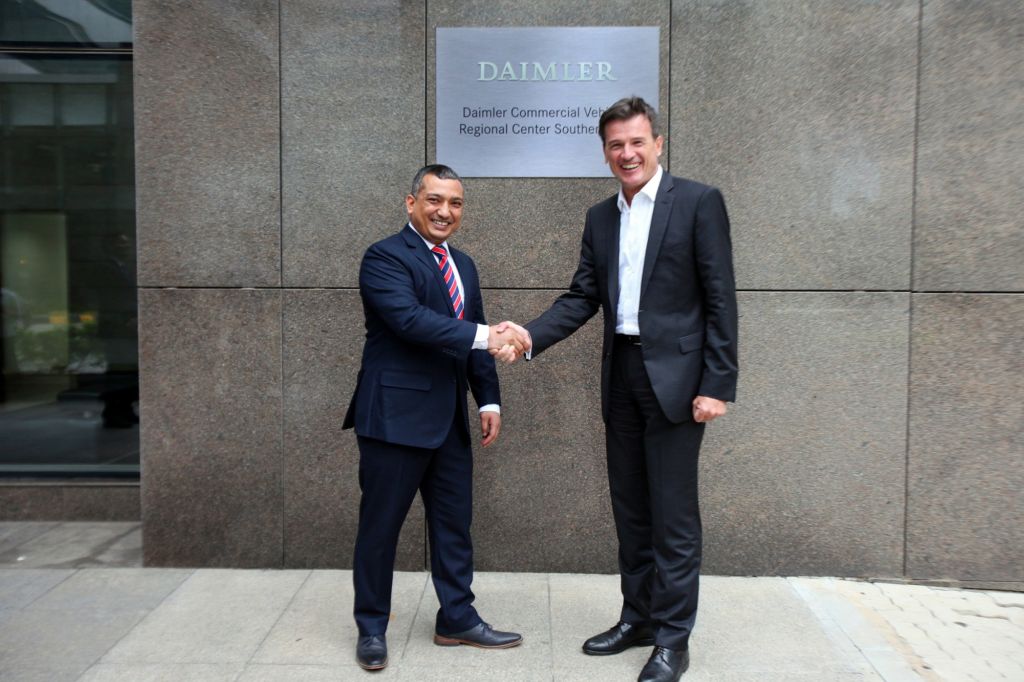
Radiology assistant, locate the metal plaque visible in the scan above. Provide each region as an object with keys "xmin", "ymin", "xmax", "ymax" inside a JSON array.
[{"xmin": 436, "ymin": 27, "xmax": 660, "ymax": 177}]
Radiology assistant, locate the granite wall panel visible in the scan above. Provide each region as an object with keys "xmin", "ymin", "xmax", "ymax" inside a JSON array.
[
  {"xmin": 281, "ymin": 0, "xmax": 426, "ymax": 287},
  {"xmin": 671, "ymin": 0, "xmax": 918, "ymax": 290},
  {"xmin": 282, "ymin": 289, "xmax": 424, "ymax": 569},
  {"xmin": 907, "ymin": 294, "xmax": 1024, "ymax": 581},
  {"xmin": 914, "ymin": 0, "xmax": 1023, "ymax": 291},
  {"xmin": 133, "ymin": 0, "xmax": 281, "ymax": 287},
  {"xmin": 469, "ymin": 290, "xmax": 615, "ymax": 573},
  {"xmin": 0, "ymin": 488, "xmax": 63, "ymax": 521},
  {"xmin": 0, "ymin": 485, "xmax": 138, "ymax": 522},
  {"xmin": 139, "ymin": 289, "xmax": 283, "ymax": 567},
  {"xmin": 700, "ymin": 292, "xmax": 909, "ymax": 577},
  {"xmin": 60, "ymin": 486, "xmax": 141, "ymax": 522},
  {"xmin": 426, "ymin": 0, "xmax": 670, "ymax": 289}
]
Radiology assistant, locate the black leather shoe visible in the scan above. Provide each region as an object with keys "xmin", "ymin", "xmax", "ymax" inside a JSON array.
[
  {"xmin": 356, "ymin": 634, "xmax": 387, "ymax": 671},
  {"xmin": 433, "ymin": 621, "xmax": 523, "ymax": 648},
  {"xmin": 582, "ymin": 621, "xmax": 655, "ymax": 655},
  {"xmin": 638, "ymin": 646, "xmax": 689, "ymax": 682}
]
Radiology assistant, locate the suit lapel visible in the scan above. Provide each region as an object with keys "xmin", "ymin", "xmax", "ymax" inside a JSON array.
[
  {"xmin": 402, "ymin": 226, "xmax": 456, "ymax": 317},
  {"xmin": 640, "ymin": 173, "xmax": 674, "ymax": 300},
  {"xmin": 606, "ymin": 201, "xmax": 622, "ymax": 312}
]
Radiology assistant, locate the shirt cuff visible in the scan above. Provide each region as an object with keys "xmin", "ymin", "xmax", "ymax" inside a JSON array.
[
  {"xmin": 478, "ymin": 404, "xmax": 500, "ymax": 414},
  {"xmin": 472, "ymin": 324, "xmax": 490, "ymax": 350}
]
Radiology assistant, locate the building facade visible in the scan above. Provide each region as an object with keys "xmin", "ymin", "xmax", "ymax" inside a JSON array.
[{"xmin": 2, "ymin": 1, "xmax": 1022, "ymax": 587}]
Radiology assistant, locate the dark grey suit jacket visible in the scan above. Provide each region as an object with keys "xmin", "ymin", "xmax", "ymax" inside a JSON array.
[{"xmin": 526, "ymin": 172, "xmax": 738, "ymax": 423}]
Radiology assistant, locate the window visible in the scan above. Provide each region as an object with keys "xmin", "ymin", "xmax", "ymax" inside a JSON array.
[{"xmin": 1, "ymin": 1, "xmax": 136, "ymax": 476}]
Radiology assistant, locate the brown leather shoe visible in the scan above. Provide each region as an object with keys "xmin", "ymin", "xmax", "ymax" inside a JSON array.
[{"xmin": 433, "ymin": 621, "xmax": 523, "ymax": 648}]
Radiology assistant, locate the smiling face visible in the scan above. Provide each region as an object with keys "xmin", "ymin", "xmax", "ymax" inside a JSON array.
[
  {"xmin": 602, "ymin": 114, "xmax": 664, "ymax": 204},
  {"xmin": 406, "ymin": 174, "xmax": 464, "ymax": 245}
]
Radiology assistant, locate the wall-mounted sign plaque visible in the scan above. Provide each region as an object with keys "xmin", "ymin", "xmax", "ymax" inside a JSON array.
[{"xmin": 436, "ymin": 27, "xmax": 659, "ymax": 177}]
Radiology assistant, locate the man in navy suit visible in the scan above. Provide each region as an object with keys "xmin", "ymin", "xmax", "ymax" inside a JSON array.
[
  {"xmin": 343, "ymin": 164, "xmax": 527, "ymax": 671},
  {"xmin": 499, "ymin": 97, "xmax": 738, "ymax": 682}
]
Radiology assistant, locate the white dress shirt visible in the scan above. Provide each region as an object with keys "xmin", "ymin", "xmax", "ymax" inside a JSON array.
[
  {"xmin": 407, "ymin": 224, "xmax": 498, "ymax": 414},
  {"xmin": 615, "ymin": 165, "xmax": 663, "ymax": 335}
]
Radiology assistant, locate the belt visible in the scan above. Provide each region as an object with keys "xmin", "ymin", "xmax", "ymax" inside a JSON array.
[{"xmin": 614, "ymin": 334, "xmax": 642, "ymax": 346}]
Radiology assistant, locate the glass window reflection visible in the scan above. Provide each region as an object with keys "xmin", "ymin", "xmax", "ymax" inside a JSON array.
[
  {"xmin": 1, "ymin": 18, "xmax": 137, "ymax": 476},
  {"xmin": 1, "ymin": 1, "xmax": 132, "ymax": 47}
]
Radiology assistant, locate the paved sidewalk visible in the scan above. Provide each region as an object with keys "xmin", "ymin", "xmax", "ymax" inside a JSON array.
[{"xmin": 0, "ymin": 523, "xmax": 1022, "ymax": 681}]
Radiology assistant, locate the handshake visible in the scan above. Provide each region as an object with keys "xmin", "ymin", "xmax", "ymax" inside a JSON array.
[{"xmin": 487, "ymin": 321, "xmax": 532, "ymax": 364}]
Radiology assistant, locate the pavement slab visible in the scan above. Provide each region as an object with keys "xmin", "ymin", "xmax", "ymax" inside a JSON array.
[
  {"xmin": 78, "ymin": 663, "xmax": 244, "ymax": 682},
  {"xmin": 401, "ymin": 571, "xmax": 550, "ymax": 677},
  {"xmin": 0, "ymin": 522, "xmax": 61, "ymax": 554},
  {"xmin": 0, "ymin": 559, "xmax": 1019, "ymax": 681},
  {"xmin": 0, "ymin": 568, "xmax": 74, "ymax": 609},
  {"xmin": 0, "ymin": 523, "xmax": 141, "ymax": 569},
  {"xmin": 791, "ymin": 577, "xmax": 1024, "ymax": 682},
  {"xmin": 0, "ymin": 666, "xmax": 89, "ymax": 682},
  {"xmin": 0, "ymin": 606, "xmax": 148, "ymax": 669},
  {"xmin": 251, "ymin": 569, "xmax": 424, "ymax": 667},
  {"xmin": 27, "ymin": 568, "xmax": 192, "ymax": 612},
  {"xmin": 101, "ymin": 569, "xmax": 310, "ymax": 665}
]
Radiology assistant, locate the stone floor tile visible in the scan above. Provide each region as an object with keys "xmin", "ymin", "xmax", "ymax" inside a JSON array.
[
  {"xmin": 0, "ymin": 608, "xmax": 148, "ymax": 668},
  {"xmin": 0, "ymin": 523, "xmax": 61, "ymax": 556},
  {"xmin": 78, "ymin": 663, "xmax": 244, "ymax": 682},
  {"xmin": 0, "ymin": 666, "xmax": 88, "ymax": 682},
  {"xmin": 395, "ymin": 666, "xmax": 546, "ymax": 681},
  {"xmin": 0, "ymin": 523, "xmax": 141, "ymax": 569},
  {"xmin": 988, "ymin": 591, "xmax": 1024, "ymax": 608},
  {"xmin": 695, "ymin": 577, "xmax": 866, "ymax": 674},
  {"xmin": 239, "ymin": 664, "xmax": 398, "ymax": 680},
  {"xmin": 549, "ymin": 572, "xmax": 651, "ymax": 680},
  {"xmin": 399, "ymin": 572, "xmax": 550, "ymax": 675},
  {"xmin": 788, "ymin": 578, "xmax": 932, "ymax": 681},
  {"xmin": 101, "ymin": 570, "xmax": 310, "ymax": 664},
  {"xmin": 27, "ymin": 568, "xmax": 192, "ymax": 612},
  {"xmin": 251, "ymin": 570, "xmax": 425, "ymax": 666},
  {"xmin": 0, "ymin": 568, "xmax": 74, "ymax": 609}
]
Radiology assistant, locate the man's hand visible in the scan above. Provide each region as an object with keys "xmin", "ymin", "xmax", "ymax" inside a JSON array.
[
  {"xmin": 480, "ymin": 411, "xmax": 501, "ymax": 447},
  {"xmin": 692, "ymin": 396, "xmax": 727, "ymax": 423},
  {"xmin": 488, "ymin": 321, "xmax": 532, "ymax": 364}
]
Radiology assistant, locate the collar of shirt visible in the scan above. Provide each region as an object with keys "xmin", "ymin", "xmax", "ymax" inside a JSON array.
[
  {"xmin": 406, "ymin": 222, "xmax": 449, "ymax": 252},
  {"xmin": 407, "ymin": 222, "xmax": 465, "ymax": 302},
  {"xmin": 616, "ymin": 164, "xmax": 663, "ymax": 213}
]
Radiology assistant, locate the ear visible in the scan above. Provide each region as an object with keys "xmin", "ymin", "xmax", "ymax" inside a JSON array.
[
  {"xmin": 405, "ymin": 194, "xmax": 415, "ymax": 214},
  {"xmin": 655, "ymin": 135, "xmax": 664, "ymax": 157}
]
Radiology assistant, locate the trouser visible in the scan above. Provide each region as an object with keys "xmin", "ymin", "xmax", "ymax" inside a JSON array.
[
  {"xmin": 352, "ymin": 420, "xmax": 481, "ymax": 636},
  {"xmin": 607, "ymin": 336, "xmax": 705, "ymax": 651}
]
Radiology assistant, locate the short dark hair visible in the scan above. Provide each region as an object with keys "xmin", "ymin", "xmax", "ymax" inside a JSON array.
[
  {"xmin": 598, "ymin": 96, "xmax": 660, "ymax": 144},
  {"xmin": 410, "ymin": 164, "xmax": 462, "ymax": 196}
]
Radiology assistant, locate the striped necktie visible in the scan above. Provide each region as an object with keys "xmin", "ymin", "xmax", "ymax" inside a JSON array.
[{"xmin": 431, "ymin": 245, "xmax": 464, "ymax": 319}]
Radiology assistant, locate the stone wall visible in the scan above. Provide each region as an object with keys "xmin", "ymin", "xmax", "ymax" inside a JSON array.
[{"xmin": 134, "ymin": 0, "xmax": 1023, "ymax": 583}]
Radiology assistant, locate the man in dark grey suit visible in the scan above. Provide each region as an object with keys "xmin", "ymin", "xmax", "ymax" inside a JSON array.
[{"xmin": 500, "ymin": 97, "xmax": 738, "ymax": 682}]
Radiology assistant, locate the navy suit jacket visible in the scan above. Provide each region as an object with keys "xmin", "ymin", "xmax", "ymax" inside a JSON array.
[
  {"xmin": 343, "ymin": 226, "xmax": 500, "ymax": 448},
  {"xmin": 527, "ymin": 173, "xmax": 738, "ymax": 423}
]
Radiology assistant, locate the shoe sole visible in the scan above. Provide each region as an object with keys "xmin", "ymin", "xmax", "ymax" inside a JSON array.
[
  {"xmin": 356, "ymin": 657, "xmax": 388, "ymax": 671},
  {"xmin": 582, "ymin": 637, "xmax": 656, "ymax": 656},
  {"xmin": 433, "ymin": 634, "xmax": 524, "ymax": 648}
]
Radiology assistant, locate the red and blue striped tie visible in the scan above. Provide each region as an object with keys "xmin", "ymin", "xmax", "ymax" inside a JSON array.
[{"xmin": 431, "ymin": 245, "xmax": 464, "ymax": 319}]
